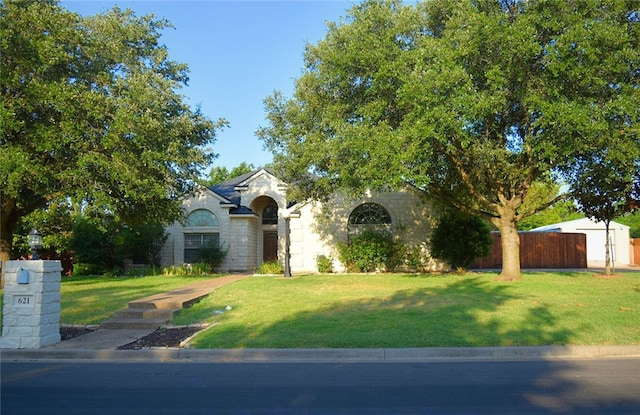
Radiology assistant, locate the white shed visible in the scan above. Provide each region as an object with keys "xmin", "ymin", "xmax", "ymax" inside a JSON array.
[{"xmin": 531, "ymin": 218, "xmax": 631, "ymax": 265}]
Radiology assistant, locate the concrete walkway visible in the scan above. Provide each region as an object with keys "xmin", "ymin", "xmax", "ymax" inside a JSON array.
[{"xmin": 40, "ymin": 274, "xmax": 250, "ymax": 351}]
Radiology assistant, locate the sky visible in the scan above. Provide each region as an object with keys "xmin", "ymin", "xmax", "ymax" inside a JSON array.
[{"xmin": 62, "ymin": 0, "xmax": 354, "ymax": 172}]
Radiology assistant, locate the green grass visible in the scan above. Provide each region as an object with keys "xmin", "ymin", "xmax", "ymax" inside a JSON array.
[
  {"xmin": 172, "ymin": 272, "xmax": 640, "ymax": 348},
  {"xmin": 1, "ymin": 274, "xmax": 216, "ymax": 327},
  {"xmin": 2, "ymin": 272, "xmax": 639, "ymax": 348}
]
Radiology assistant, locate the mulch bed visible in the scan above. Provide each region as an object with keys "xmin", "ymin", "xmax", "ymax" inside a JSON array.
[
  {"xmin": 60, "ymin": 325, "xmax": 203, "ymax": 349},
  {"xmin": 117, "ymin": 326, "xmax": 203, "ymax": 349},
  {"xmin": 60, "ymin": 326, "xmax": 97, "ymax": 340}
]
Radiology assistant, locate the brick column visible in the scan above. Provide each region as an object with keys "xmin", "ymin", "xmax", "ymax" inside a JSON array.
[{"xmin": 1, "ymin": 260, "xmax": 62, "ymax": 349}]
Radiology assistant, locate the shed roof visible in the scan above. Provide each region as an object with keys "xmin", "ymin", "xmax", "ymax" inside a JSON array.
[{"xmin": 530, "ymin": 217, "xmax": 630, "ymax": 232}]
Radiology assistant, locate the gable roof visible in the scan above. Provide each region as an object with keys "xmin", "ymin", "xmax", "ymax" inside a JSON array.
[
  {"xmin": 208, "ymin": 168, "xmax": 282, "ymax": 215},
  {"xmin": 209, "ymin": 169, "xmax": 260, "ymax": 206}
]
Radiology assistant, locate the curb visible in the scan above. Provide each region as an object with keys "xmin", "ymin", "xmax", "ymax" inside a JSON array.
[{"xmin": 2, "ymin": 345, "xmax": 640, "ymax": 363}]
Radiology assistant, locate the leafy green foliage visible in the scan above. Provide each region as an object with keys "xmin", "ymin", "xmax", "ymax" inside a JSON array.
[
  {"xmin": 71, "ymin": 217, "xmax": 118, "ymax": 271},
  {"xmin": 161, "ymin": 263, "xmax": 212, "ymax": 277},
  {"xmin": 0, "ymin": 1, "xmax": 226, "ymax": 260},
  {"xmin": 337, "ymin": 230, "xmax": 397, "ymax": 273},
  {"xmin": 194, "ymin": 243, "xmax": 228, "ymax": 273},
  {"xmin": 430, "ymin": 210, "xmax": 493, "ymax": 271},
  {"xmin": 71, "ymin": 216, "xmax": 169, "ymax": 274},
  {"xmin": 203, "ymin": 162, "xmax": 256, "ymax": 186},
  {"xmin": 618, "ymin": 211, "xmax": 640, "ymax": 239},
  {"xmin": 258, "ymin": 0, "xmax": 640, "ymax": 280},
  {"xmin": 518, "ymin": 200, "xmax": 583, "ymax": 231},
  {"xmin": 255, "ymin": 261, "xmax": 283, "ymax": 275},
  {"xmin": 316, "ymin": 255, "xmax": 334, "ymax": 273}
]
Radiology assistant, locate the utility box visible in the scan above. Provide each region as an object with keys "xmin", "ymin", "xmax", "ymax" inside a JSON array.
[{"xmin": 1, "ymin": 260, "xmax": 62, "ymax": 349}]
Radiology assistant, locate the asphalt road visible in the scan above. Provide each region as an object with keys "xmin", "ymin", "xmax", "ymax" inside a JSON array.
[{"xmin": 2, "ymin": 358, "xmax": 639, "ymax": 414}]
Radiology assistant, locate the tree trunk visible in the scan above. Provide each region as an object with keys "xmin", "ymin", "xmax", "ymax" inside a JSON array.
[
  {"xmin": 491, "ymin": 204, "xmax": 522, "ymax": 281},
  {"xmin": 0, "ymin": 207, "xmax": 17, "ymax": 289},
  {"xmin": 0, "ymin": 210, "xmax": 16, "ymax": 263},
  {"xmin": 604, "ymin": 220, "xmax": 611, "ymax": 275}
]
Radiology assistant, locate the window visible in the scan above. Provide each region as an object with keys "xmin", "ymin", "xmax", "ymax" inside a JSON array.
[
  {"xmin": 184, "ymin": 209, "xmax": 220, "ymax": 263},
  {"xmin": 184, "ymin": 233, "xmax": 220, "ymax": 263},
  {"xmin": 262, "ymin": 204, "xmax": 278, "ymax": 225},
  {"xmin": 184, "ymin": 209, "xmax": 219, "ymax": 227},
  {"xmin": 348, "ymin": 203, "xmax": 392, "ymax": 225}
]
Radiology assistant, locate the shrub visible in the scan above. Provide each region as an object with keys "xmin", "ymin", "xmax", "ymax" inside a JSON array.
[
  {"xmin": 255, "ymin": 261, "xmax": 283, "ymax": 275},
  {"xmin": 72, "ymin": 263, "xmax": 106, "ymax": 276},
  {"xmin": 114, "ymin": 222, "xmax": 168, "ymax": 266},
  {"xmin": 194, "ymin": 243, "xmax": 228, "ymax": 273},
  {"xmin": 430, "ymin": 209, "xmax": 492, "ymax": 271},
  {"xmin": 316, "ymin": 255, "xmax": 333, "ymax": 273},
  {"xmin": 162, "ymin": 263, "xmax": 211, "ymax": 276},
  {"xmin": 337, "ymin": 229, "xmax": 396, "ymax": 273}
]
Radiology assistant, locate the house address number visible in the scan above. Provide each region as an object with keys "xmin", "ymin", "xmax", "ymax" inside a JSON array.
[{"xmin": 13, "ymin": 295, "xmax": 34, "ymax": 307}]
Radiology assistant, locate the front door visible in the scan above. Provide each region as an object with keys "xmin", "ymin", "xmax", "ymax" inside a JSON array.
[{"xmin": 263, "ymin": 231, "xmax": 278, "ymax": 262}]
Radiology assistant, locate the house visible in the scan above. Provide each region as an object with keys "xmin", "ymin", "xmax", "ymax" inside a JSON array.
[
  {"xmin": 160, "ymin": 169, "xmax": 446, "ymax": 273},
  {"xmin": 530, "ymin": 217, "xmax": 631, "ymax": 266}
]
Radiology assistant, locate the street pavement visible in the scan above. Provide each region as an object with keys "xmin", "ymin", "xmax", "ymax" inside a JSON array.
[{"xmin": 3, "ymin": 358, "xmax": 640, "ymax": 414}]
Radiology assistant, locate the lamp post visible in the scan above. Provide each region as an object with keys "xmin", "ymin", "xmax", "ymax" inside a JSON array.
[
  {"xmin": 28, "ymin": 228, "xmax": 43, "ymax": 260},
  {"xmin": 281, "ymin": 209, "xmax": 292, "ymax": 277}
]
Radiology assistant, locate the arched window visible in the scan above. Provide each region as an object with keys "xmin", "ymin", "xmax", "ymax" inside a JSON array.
[
  {"xmin": 185, "ymin": 209, "xmax": 219, "ymax": 227},
  {"xmin": 348, "ymin": 203, "xmax": 392, "ymax": 225},
  {"xmin": 184, "ymin": 209, "xmax": 220, "ymax": 263},
  {"xmin": 262, "ymin": 204, "xmax": 278, "ymax": 225}
]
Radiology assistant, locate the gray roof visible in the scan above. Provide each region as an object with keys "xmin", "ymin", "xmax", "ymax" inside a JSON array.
[{"xmin": 209, "ymin": 169, "xmax": 261, "ymax": 206}]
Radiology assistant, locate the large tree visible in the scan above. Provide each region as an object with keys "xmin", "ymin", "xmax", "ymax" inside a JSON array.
[
  {"xmin": 1, "ymin": 0, "xmax": 226, "ymax": 260},
  {"xmin": 258, "ymin": 0, "xmax": 640, "ymax": 280}
]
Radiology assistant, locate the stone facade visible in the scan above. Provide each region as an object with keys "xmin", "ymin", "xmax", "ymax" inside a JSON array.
[
  {"xmin": 1, "ymin": 260, "xmax": 62, "ymax": 349},
  {"xmin": 160, "ymin": 169, "xmax": 447, "ymax": 273}
]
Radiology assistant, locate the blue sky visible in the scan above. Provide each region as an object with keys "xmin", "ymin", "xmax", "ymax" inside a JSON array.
[{"xmin": 63, "ymin": 0, "xmax": 353, "ymax": 172}]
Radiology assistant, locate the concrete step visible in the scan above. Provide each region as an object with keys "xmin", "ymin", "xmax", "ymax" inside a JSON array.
[
  {"xmin": 127, "ymin": 293, "xmax": 209, "ymax": 310},
  {"xmin": 100, "ymin": 317, "xmax": 170, "ymax": 330},
  {"xmin": 112, "ymin": 308, "xmax": 178, "ymax": 320}
]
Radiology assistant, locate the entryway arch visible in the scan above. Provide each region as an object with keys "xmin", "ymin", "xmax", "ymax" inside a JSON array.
[{"xmin": 251, "ymin": 196, "xmax": 279, "ymax": 264}]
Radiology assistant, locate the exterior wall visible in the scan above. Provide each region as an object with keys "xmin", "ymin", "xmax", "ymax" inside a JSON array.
[
  {"xmin": 161, "ymin": 172, "xmax": 447, "ymax": 273},
  {"xmin": 226, "ymin": 217, "xmax": 257, "ymax": 272},
  {"xmin": 160, "ymin": 187, "xmax": 234, "ymax": 269},
  {"xmin": 559, "ymin": 220, "xmax": 631, "ymax": 265},
  {"xmin": 287, "ymin": 187, "xmax": 447, "ymax": 273}
]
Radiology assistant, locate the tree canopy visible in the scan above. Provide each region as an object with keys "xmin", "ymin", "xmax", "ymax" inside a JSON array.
[
  {"xmin": 258, "ymin": 0, "xmax": 640, "ymax": 280},
  {"xmin": 203, "ymin": 162, "xmax": 256, "ymax": 187},
  {"xmin": 0, "ymin": 0, "xmax": 226, "ymax": 260}
]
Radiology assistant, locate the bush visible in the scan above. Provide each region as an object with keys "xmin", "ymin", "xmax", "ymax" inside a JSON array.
[
  {"xmin": 71, "ymin": 217, "xmax": 118, "ymax": 271},
  {"xmin": 316, "ymin": 255, "xmax": 333, "ymax": 273},
  {"xmin": 72, "ymin": 263, "xmax": 107, "ymax": 276},
  {"xmin": 430, "ymin": 210, "xmax": 492, "ymax": 271},
  {"xmin": 194, "ymin": 243, "xmax": 228, "ymax": 273},
  {"xmin": 337, "ymin": 229, "xmax": 396, "ymax": 273},
  {"xmin": 114, "ymin": 222, "xmax": 168, "ymax": 266},
  {"xmin": 255, "ymin": 261, "xmax": 283, "ymax": 275},
  {"xmin": 162, "ymin": 263, "xmax": 211, "ymax": 276}
]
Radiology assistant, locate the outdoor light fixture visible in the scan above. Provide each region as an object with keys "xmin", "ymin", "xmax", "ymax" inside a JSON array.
[
  {"xmin": 281, "ymin": 209, "xmax": 292, "ymax": 277},
  {"xmin": 28, "ymin": 228, "xmax": 43, "ymax": 260}
]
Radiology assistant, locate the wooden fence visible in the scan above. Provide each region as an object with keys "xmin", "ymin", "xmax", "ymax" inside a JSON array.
[
  {"xmin": 631, "ymin": 239, "xmax": 640, "ymax": 266},
  {"xmin": 472, "ymin": 232, "xmax": 587, "ymax": 269}
]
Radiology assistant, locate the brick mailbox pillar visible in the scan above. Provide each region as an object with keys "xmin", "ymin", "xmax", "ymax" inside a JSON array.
[{"xmin": 1, "ymin": 260, "xmax": 62, "ymax": 349}]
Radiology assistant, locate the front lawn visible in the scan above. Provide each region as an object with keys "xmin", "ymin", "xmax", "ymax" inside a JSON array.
[
  {"xmin": 2, "ymin": 272, "xmax": 638, "ymax": 348},
  {"xmin": 172, "ymin": 272, "xmax": 640, "ymax": 348}
]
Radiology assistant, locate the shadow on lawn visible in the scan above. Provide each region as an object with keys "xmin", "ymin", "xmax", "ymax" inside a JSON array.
[{"xmin": 206, "ymin": 277, "xmax": 573, "ymax": 348}]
